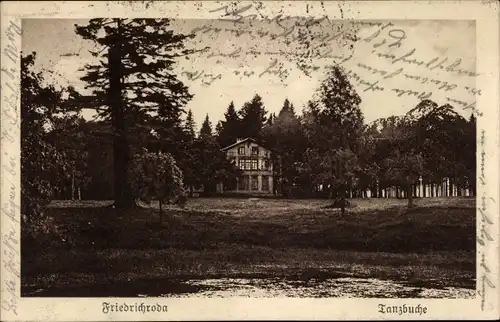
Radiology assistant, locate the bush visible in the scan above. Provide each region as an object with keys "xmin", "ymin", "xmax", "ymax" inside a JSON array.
[{"xmin": 129, "ymin": 149, "xmax": 186, "ymax": 222}]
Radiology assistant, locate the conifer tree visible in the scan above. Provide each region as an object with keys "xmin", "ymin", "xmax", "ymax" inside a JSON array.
[
  {"xmin": 217, "ymin": 101, "xmax": 241, "ymax": 146},
  {"xmin": 193, "ymin": 114, "xmax": 240, "ymax": 194},
  {"xmin": 239, "ymin": 94, "xmax": 268, "ymax": 139},
  {"xmin": 73, "ymin": 19, "xmax": 194, "ymax": 208},
  {"xmin": 199, "ymin": 114, "xmax": 213, "ymax": 139},
  {"xmin": 184, "ymin": 109, "xmax": 196, "ymax": 140},
  {"xmin": 179, "ymin": 109, "xmax": 197, "ymax": 196},
  {"xmin": 262, "ymin": 98, "xmax": 304, "ymax": 196}
]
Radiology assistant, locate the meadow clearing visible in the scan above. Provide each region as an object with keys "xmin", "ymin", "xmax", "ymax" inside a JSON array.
[{"xmin": 22, "ymin": 197, "xmax": 476, "ymax": 298}]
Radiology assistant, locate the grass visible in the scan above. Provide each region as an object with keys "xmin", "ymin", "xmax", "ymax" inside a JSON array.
[{"xmin": 22, "ymin": 197, "xmax": 476, "ymax": 297}]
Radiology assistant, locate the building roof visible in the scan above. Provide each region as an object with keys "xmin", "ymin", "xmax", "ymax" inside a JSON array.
[{"xmin": 220, "ymin": 137, "xmax": 268, "ymax": 152}]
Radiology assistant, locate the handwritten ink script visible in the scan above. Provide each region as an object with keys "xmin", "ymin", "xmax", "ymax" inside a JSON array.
[
  {"xmin": 177, "ymin": 3, "xmax": 481, "ymax": 118},
  {"xmin": 477, "ymin": 129, "xmax": 496, "ymax": 311},
  {"xmin": 1, "ymin": 19, "xmax": 21, "ymax": 316},
  {"xmin": 181, "ymin": 6, "xmax": 494, "ymax": 311}
]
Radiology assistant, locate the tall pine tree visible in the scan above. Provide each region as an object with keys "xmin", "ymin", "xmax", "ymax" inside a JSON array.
[
  {"xmin": 216, "ymin": 101, "xmax": 241, "ymax": 147},
  {"xmin": 193, "ymin": 114, "xmax": 240, "ymax": 194},
  {"xmin": 262, "ymin": 98, "xmax": 304, "ymax": 196},
  {"xmin": 199, "ymin": 114, "xmax": 213, "ymax": 139},
  {"xmin": 184, "ymin": 109, "xmax": 196, "ymax": 140},
  {"xmin": 73, "ymin": 19, "xmax": 193, "ymax": 208},
  {"xmin": 175, "ymin": 109, "xmax": 197, "ymax": 196},
  {"xmin": 239, "ymin": 94, "xmax": 268, "ymax": 139}
]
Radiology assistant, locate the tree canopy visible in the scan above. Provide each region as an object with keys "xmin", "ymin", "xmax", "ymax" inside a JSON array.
[{"xmin": 73, "ymin": 18, "xmax": 194, "ymax": 208}]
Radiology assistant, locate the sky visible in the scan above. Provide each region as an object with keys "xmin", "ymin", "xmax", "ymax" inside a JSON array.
[{"xmin": 22, "ymin": 17, "xmax": 476, "ymax": 131}]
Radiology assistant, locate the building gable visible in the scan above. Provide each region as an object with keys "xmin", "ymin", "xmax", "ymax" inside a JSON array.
[
  {"xmin": 220, "ymin": 138, "xmax": 274, "ymax": 194},
  {"xmin": 220, "ymin": 137, "xmax": 270, "ymax": 153}
]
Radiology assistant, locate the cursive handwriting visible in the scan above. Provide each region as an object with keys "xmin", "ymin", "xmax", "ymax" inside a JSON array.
[
  {"xmin": 445, "ymin": 98, "xmax": 481, "ymax": 117},
  {"xmin": 187, "ymin": 5, "xmax": 482, "ymax": 122},
  {"xmin": 190, "ymin": 20, "xmax": 346, "ymax": 48},
  {"xmin": 209, "ymin": 3, "xmax": 328, "ymax": 29},
  {"xmin": 476, "ymin": 129, "xmax": 496, "ymax": 311},
  {"xmin": 2, "ymin": 21, "xmax": 21, "ymax": 64},
  {"xmin": 345, "ymin": 69, "xmax": 385, "ymax": 93},
  {"xmin": 1, "ymin": 226, "xmax": 19, "ymax": 315},
  {"xmin": 362, "ymin": 23, "xmax": 478, "ymax": 78},
  {"xmin": 259, "ymin": 59, "xmax": 290, "ymax": 80},
  {"xmin": 181, "ymin": 70, "xmax": 222, "ymax": 87},
  {"xmin": 1, "ymin": 19, "xmax": 21, "ymax": 317},
  {"xmin": 373, "ymin": 47, "xmax": 478, "ymax": 77},
  {"xmin": 362, "ymin": 22, "xmax": 406, "ymax": 49}
]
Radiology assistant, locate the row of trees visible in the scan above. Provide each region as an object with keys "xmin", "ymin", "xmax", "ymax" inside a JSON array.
[
  {"xmin": 22, "ymin": 58, "xmax": 476, "ymax": 212},
  {"xmin": 212, "ymin": 74, "xmax": 476, "ymax": 212}
]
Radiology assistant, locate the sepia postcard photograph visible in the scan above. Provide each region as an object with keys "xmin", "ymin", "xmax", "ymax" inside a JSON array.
[{"xmin": 1, "ymin": 0, "xmax": 499, "ymax": 321}]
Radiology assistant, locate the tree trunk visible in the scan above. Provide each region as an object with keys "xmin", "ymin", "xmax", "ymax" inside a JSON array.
[
  {"xmin": 71, "ymin": 171, "xmax": 75, "ymax": 200},
  {"xmin": 407, "ymin": 183, "xmax": 414, "ymax": 209},
  {"xmin": 340, "ymin": 184, "xmax": 346, "ymax": 214},
  {"xmin": 159, "ymin": 199, "xmax": 163, "ymax": 224},
  {"xmin": 109, "ymin": 21, "xmax": 133, "ymax": 209},
  {"xmin": 287, "ymin": 181, "xmax": 293, "ymax": 197}
]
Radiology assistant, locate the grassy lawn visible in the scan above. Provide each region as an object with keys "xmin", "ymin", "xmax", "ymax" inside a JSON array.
[{"xmin": 22, "ymin": 197, "xmax": 476, "ymax": 297}]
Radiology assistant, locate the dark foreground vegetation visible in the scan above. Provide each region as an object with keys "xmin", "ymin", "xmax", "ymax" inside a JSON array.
[{"xmin": 22, "ymin": 197, "xmax": 475, "ymax": 297}]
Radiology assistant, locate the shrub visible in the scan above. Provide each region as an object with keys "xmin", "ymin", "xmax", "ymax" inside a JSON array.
[{"xmin": 129, "ymin": 149, "xmax": 186, "ymax": 222}]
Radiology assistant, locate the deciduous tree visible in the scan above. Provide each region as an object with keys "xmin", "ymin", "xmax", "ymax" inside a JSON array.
[
  {"xmin": 21, "ymin": 53, "xmax": 69, "ymax": 246},
  {"xmin": 303, "ymin": 65, "xmax": 364, "ymax": 212},
  {"xmin": 129, "ymin": 149, "xmax": 185, "ymax": 223}
]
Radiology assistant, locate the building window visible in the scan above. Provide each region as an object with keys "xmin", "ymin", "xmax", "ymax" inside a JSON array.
[
  {"xmin": 238, "ymin": 159, "xmax": 245, "ymax": 170},
  {"xmin": 263, "ymin": 159, "xmax": 270, "ymax": 170},
  {"xmin": 262, "ymin": 175, "xmax": 270, "ymax": 191},
  {"xmin": 251, "ymin": 147, "xmax": 259, "ymax": 155},
  {"xmin": 238, "ymin": 147, "xmax": 245, "ymax": 155},
  {"xmin": 251, "ymin": 159, "xmax": 258, "ymax": 170},
  {"xmin": 251, "ymin": 176, "xmax": 258, "ymax": 190}
]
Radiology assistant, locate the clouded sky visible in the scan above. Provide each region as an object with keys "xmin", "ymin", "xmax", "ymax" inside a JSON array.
[{"xmin": 22, "ymin": 16, "xmax": 476, "ymax": 130}]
